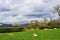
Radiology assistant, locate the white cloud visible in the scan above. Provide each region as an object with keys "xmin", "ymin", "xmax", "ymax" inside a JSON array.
[{"xmin": 0, "ymin": 0, "xmax": 60, "ymax": 24}]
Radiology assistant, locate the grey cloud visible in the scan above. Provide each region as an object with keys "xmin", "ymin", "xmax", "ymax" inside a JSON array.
[
  {"xmin": 0, "ymin": 8, "xmax": 12, "ymax": 12},
  {"xmin": 0, "ymin": 0, "xmax": 59, "ymax": 24}
]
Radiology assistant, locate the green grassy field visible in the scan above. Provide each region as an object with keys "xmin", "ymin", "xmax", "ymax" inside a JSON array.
[{"xmin": 0, "ymin": 29, "xmax": 60, "ymax": 40}]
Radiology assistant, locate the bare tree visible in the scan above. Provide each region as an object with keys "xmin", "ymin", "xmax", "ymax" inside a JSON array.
[
  {"xmin": 54, "ymin": 5, "xmax": 60, "ymax": 16},
  {"xmin": 54, "ymin": 5, "xmax": 60, "ymax": 22}
]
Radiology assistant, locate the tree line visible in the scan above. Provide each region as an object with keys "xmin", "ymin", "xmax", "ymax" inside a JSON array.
[{"xmin": 0, "ymin": 18, "xmax": 60, "ymax": 33}]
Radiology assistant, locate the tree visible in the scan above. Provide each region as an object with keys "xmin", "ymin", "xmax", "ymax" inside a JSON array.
[
  {"xmin": 29, "ymin": 20, "xmax": 40, "ymax": 29},
  {"xmin": 43, "ymin": 18, "xmax": 48, "ymax": 23},
  {"xmin": 54, "ymin": 5, "xmax": 60, "ymax": 24},
  {"xmin": 43, "ymin": 18, "xmax": 48, "ymax": 28},
  {"xmin": 12, "ymin": 23, "xmax": 20, "ymax": 27},
  {"xmin": 49, "ymin": 18, "xmax": 57, "ymax": 28},
  {"xmin": 54, "ymin": 5, "xmax": 60, "ymax": 16}
]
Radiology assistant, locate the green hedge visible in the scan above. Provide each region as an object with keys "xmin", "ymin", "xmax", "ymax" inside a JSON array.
[{"xmin": 0, "ymin": 27, "xmax": 24, "ymax": 33}]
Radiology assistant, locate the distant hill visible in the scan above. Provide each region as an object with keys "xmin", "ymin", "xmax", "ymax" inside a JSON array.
[
  {"xmin": 0, "ymin": 23, "xmax": 12, "ymax": 27},
  {"xmin": 0, "ymin": 23, "xmax": 29, "ymax": 27}
]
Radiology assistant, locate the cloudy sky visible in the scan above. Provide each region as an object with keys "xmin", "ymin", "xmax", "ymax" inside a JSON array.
[{"xmin": 0, "ymin": 0, "xmax": 60, "ymax": 24}]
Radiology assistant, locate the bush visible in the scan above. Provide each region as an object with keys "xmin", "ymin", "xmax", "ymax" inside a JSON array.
[{"xmin": 0, "ymin": 27, "xmax": 24, "ymax": 33}]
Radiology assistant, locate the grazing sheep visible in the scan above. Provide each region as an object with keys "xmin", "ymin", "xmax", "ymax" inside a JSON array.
[
  {"xmin": 8, "ymin": 33, "xmax": 14, "ymax": 36},
  {"xmin": 44, "ymin": 29, "xmax": 48, "ymax": 30},
  {"xmin": 33, "ymin": 33, "xmax": 38, "ymax": 37},
  {"xmin": 54, "ymin": 28, "xmax": 57, "ymax": 29}
]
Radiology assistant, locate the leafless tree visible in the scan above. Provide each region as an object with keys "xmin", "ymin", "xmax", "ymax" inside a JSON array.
[{"xmin": 54, "ymin": 5, "xmax": 60, "ymax": 16}]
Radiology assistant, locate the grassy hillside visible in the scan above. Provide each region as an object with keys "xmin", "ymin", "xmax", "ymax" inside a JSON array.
[{"xmin": 0, "ymin": 29, "xmax": 60, "ymax": 40}]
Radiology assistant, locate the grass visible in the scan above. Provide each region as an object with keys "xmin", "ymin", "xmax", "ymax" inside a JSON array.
[{"xmin": 0, "ymin": 29, "xmax": 60, "ymax": 40}]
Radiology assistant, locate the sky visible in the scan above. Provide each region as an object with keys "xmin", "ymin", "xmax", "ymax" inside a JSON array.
[{"xmin": 0, "ymin": 0, "xmax": 60, "ymax": 24}]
